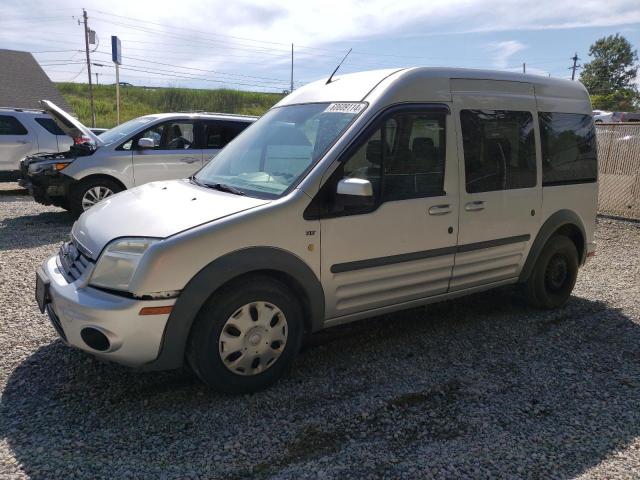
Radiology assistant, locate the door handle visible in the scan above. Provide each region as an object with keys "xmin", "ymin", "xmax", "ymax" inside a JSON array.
[
  {"xmin": 180, "ymin": 157, "xmax": 199, "ymax": 164},
  {"xmin": 428, "ymin": 204, "xmax": 452, "ymax": 215},
  {"xmin": 465, "ymin": 201, "xmax": 485, "ymax": 212},
  {"xmin": 16, "ymin": 140, "xmax": 29, "ymax": 144}
]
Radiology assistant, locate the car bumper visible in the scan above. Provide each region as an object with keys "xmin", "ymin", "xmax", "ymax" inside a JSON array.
[
  {"xmin": 40, "ymin": 255, "xmax": 176, "ymax": 368},
  {"xmin": 19, "ymin": 163, "xmax": 73, "ymax": 207}
]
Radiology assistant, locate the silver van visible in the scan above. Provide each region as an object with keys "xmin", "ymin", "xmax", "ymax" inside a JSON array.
[
  {"xmin": 35, "ymin": 68, "xmax": 598, "ymax": 392},
  {"xmin": 20, "ymin": 101, "xmax": 256, "ymax": 215}
]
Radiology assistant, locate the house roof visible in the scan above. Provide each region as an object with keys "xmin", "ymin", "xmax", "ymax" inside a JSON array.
[{"xmin": 0, "ymin": 49, "xmax": 72, "ymax": 112}]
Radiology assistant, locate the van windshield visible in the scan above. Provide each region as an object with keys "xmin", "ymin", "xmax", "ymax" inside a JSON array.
[{"xmin": 194, "ymin": 102, "xmax": 366, "ymax": 198}]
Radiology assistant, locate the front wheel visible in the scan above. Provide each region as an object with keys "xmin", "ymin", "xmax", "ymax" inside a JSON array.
[
  {"xmin": 523, "ymin": 235, "xmax": 579, "ymax": 309},
  {"xmin": 70, "ymin": 177, "xmax": 123, "ymax": 216},
  {"xmin": 187, "ymin": 276, "xmax": 304, "ymax": 393}
]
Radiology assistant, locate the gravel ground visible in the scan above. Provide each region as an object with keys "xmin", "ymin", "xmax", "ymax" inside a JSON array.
[{"xmin": 1, "ymin": 183, "xmax": 640, "ymax": 479}]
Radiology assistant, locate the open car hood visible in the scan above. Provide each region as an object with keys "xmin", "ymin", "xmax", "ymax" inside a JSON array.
[{"xmin": 40, "ymin": 100, "xmax": 102, "ymax": 145}]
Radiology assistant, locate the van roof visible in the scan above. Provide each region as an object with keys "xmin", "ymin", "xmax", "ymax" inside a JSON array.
[{"xmin": 277, "ymin": 67, "xmax": 590, "ymax": 107}]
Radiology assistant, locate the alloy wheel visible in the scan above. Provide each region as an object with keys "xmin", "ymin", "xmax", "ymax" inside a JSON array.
[{"xmin": 81, "ymin": 186, "xmax": 114, "ymax": 210}]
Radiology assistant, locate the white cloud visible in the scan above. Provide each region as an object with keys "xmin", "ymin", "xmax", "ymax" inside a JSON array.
[
  {"xmin": 487, "ymin": 40, "xmax": 527, "ymax": 69},
  {"xmin": 1, "ymin": 0, "xmax": 639, "ymax": 89}
]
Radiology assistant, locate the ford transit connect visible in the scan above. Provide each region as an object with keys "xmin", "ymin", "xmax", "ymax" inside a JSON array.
[{"xmin": 35, "ymin": 68, "xmax": 598, "ymax": 393}]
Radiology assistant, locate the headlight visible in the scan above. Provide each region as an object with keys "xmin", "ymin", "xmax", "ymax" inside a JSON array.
[
  {"xmin": 90, "ymin": 238, "xmax": 159, "ymax": 291},
  {"xmin": 28, "ymin": 161, "xmax": 72, "ymax": 175}
]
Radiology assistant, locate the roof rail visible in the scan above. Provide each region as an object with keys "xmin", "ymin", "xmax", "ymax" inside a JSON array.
[
  {"xmin": 0, "ymin": 107, "xmax": 47, "ymax": 113},
  {"xmin": 176, "ymin": 111, "xmax": 258, "ymax": 118}
]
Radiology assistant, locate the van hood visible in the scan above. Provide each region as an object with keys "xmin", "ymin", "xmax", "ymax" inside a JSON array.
[
  {"xmin": 41, "ymin": 100, "xmax": 102, "ymax": 145},
  {"xmin": 72, "ymin": 179, "xmax": 270, "ymax": 258}
]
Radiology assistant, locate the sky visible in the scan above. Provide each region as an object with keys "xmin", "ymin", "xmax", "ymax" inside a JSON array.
[{"xmin": 1, "ymin": 0, "xmax": 640, "ymax": 92}]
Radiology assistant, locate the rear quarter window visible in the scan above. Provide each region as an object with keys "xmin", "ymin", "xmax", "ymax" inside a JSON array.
[
  {"xmin": 539, "ymin": 112, "xmax": 597, "ymax": 186},
  {"xmin": 0, "ymin": 115, "xmax": 28, "ymax": 135},
  {"xmin": 35, "ymin": 118, "xmax": 66, "ymax": 136},
  {"xmin": 204, "ymin": 121, "xmax": 251, "ymax": 149}
]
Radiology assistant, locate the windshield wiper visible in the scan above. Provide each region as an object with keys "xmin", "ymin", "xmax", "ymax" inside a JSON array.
[
  {"xmin": 189, "ymin": 175, "xmax": 245, "ymax": 196},
  {"xmin": 189, "ymin": 174, "xmax": 203, "ymax": 186},
  {"xmin": 205, "ymin": 182, "xmax": 246, "ymax": 196},
  {"xmin": 193, "ymin": 177, "xmax": 245, "ymax": 195}
]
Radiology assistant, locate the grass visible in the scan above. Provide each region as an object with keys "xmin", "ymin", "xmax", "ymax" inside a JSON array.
[{"xmin": 56, "ymin": 83, "xmax": 284, "ymax": 128}]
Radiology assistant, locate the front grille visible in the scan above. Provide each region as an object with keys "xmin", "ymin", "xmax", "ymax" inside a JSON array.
[
  {"xmin": 58, "ymin": 241, "xmax": 93, "ymax": 282},
  {"xmin": 46, "ymin": 304, "xmax": 67, "ymax": 342}
]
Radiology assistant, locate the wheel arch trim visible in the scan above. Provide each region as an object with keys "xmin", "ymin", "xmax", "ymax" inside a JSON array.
[
  {"xmin": 142, "ymin": 247, "xmax": 325, "ymax": 371},
  {"xmin": 519, "ymin": 209, "xmax": 587, "ymax": 283},
  {"xmin": 72, "ymin": 173, "xmax": 128, "ymax": 192}
]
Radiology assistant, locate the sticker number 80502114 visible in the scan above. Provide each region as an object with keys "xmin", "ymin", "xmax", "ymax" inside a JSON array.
[{"xmin": 324, "ymin": 103, "xmax": 366, "ymax": 114}]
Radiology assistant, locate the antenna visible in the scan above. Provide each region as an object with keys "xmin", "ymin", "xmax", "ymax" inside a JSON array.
[{"xmin": 326, "ymin": 48, "xmax": 352, "ymax": 85}]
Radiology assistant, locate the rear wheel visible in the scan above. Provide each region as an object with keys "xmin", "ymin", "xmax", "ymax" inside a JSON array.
[
  {"xmin": 187, "ymin": 276, "xmax": 304, "ymax": 393},
  {"xmin": 70, "ymin": 177, "xmax": 123, "ymax": 216},
  {"xmin": 524, "ymin": 235, "xmax": 579, "ymax": 309}
]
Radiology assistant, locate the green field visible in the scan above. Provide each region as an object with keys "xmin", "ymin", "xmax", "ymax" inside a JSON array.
[{"xmin": 56, "ymin": 83, "xmax": 284, "ymax": 128}]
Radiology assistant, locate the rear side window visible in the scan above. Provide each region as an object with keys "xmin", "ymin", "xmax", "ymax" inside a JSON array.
[
  {"xmin": 0, "ymin": 115, "xmax": 28, "ymax": 135},
  {"xmin": 204, "ymin": 121, "xmax": 250, "ymax": 149},
  {"xmin": 460, "ymin": 110, "xmax": 536, "ymax": 193},
  {"xmin": 539, "ymin": 112, "xmax": 597, "ymax": 186},
  {"xmin": 35, "ymin": 118, "xmax": 65, "ymax": 136}
]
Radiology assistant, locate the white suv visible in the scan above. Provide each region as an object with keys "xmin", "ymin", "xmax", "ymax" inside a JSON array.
[
  {"xmin": 36, "ymin": 68, "xmax": 598, "ymax": 393},
  {"xmin": 0, "ymin": 107, "xmax": 73, "ymax": 178},
  {"xmin": 20, "ymin": 101, "xmax": 256, "ymax": 215}
]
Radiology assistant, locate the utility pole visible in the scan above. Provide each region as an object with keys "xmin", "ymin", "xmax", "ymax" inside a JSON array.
[
  {"xmin": 570, "ymin": 53, "xmax": 580, "ymax": 81},
  {"xmin": 290, "ymin": 43, "xmax": 294, "ymax": 93},
  {"xmin": 83, "ymin": 9, "xmax": 96, "ymax": 127},
  {"xmin": 522, "ymin": 62, "xmax": 526, "ymax": 74},
  {"xmin": 95, "ymin": 72, "xmax": 99, "ymax": 85}
]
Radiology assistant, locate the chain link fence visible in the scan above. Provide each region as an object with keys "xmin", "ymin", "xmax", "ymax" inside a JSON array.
[{"xmin": 596, "ymin": 123, "xmax": 640, "ymax": 220}]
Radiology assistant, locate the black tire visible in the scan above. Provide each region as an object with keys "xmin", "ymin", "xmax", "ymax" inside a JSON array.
[
  {"xmin": 524, "ymin": 235, "xmax": 579, "ymax": 309},
  {"xmin": 187, "ymin": 275, "xmax": 304, "ymax": 393},
  {"xmin": 69, "ymin": 177, "xmax": 123, "ymax": 217}
]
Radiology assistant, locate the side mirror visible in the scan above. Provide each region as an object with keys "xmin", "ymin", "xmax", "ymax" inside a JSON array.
[
  {"xmin": 336, "ymin": 178, "xmax": 374, "ymax": 209},
  {"xmin": 137, "ymin": 137, "xmax": 155, "ymax": 149}
]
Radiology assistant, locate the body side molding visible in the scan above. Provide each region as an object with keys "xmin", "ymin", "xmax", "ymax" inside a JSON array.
[
  {"xmin": 142, "ymin": 247, "xmax": 325, "ymax": 371},
  {"xmin": 331, "ymin": 234, "xmax": 530, "ymax": 274}
]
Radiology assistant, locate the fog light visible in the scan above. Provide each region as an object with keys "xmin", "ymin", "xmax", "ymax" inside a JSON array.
[{"xmin": 80, "ymin": 327, "xmax": 111, "ymax": 351}]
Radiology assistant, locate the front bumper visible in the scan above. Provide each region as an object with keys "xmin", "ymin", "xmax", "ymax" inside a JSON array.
[
  {"xmin": 40, "ymin": 255, "xmax": 176, "ymax": 368},
  {"xmin": 19, "ymin": 161, "xmax": 74, "ymax": 208}
]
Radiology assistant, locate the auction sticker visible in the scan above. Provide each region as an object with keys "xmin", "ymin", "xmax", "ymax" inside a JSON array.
[{"xmin": 324, "ymin": 103, "xmax": 366, "ymax": 114}]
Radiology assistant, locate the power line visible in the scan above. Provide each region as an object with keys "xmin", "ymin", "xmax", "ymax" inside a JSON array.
[
  {"xmin": 67, "ymin": 65, "xmax": 86, "ymax": 81},
  {"xmin": 90, "ymin": 16, "xmax": 441, "ymax": 68},
  {"xmin": 93, "ymin": 9, "xmax": 539, "ymax": 64},
  {"xmin": 91, "ymin": 50, "xmax": 289, "ymax": 84},
  {"xmin": 94, "ymin": 10, "xmax": 293, "ymax": 48},
  {"xmin": 112, "ymin": 64, "xmax": 290, "ymax": 90}
]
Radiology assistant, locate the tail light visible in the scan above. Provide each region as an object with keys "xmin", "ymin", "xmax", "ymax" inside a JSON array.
[{"xmin": 74, "ymin": 136, "xmax": 92, "ymax": 144}]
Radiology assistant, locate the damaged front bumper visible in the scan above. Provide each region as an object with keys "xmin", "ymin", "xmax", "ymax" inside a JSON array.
[{"xmin": 20, "ymin": 156, "xmax": 75, "ymax": 208}]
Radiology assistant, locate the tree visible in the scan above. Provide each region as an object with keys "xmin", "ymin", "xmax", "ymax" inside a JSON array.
[{"xmin": 580, "ymin": 34, "xmax": 639, "ymax": 110}]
